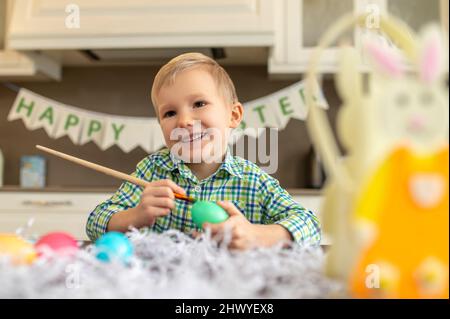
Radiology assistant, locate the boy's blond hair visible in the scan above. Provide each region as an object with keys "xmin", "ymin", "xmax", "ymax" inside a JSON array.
[{"xmin": 151, "ymin": 52, "xmax": 238, "ymax": 112}]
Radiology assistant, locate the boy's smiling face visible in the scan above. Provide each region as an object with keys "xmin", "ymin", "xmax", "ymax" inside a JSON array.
[{"xmin": 154, "ymin": 67, "xmax": 243, "ymax": 163}]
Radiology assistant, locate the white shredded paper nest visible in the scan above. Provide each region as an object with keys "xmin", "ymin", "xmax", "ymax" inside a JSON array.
[{"xmin": 0, "ymin": 229, "xmax": 343, "ymax": 299}]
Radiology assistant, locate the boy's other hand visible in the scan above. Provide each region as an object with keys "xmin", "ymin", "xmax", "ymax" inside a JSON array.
[
  {"xmin": 202, "ymin": 201, "xmax": 261, "ymax": 250},
  {"xmin": 135, "ymin": 179, "xmax": 186, "ymax": 227}
]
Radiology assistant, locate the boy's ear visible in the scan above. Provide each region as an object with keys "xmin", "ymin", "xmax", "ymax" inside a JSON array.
[{"xmin": 229, "ymin": 102, "xmax": 244, "ymax": 129}]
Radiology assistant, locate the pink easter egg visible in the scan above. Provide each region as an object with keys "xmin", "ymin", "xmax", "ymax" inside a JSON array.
[{"xmin": 35, "ymin": 232, "xmax": 78, "ymax": 257}]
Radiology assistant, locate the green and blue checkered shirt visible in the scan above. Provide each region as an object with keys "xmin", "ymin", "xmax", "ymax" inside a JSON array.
[{"xmin": 86, "ymin": 148, "xmax": 321, "ymax": 244}]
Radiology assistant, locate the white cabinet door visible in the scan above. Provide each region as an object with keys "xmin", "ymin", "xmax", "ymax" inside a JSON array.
[
  {"xmin": 0, "ymin": 1, "xmax": 61, "ymax": 80},
  {"xmin": 270, "ymin": 0, "xmax": 384, "ymax": 74},
  {"xmin": 8, "ymin": 0, "xmax": 275, "ymax": 49},
  {"xmin": 386, "ymin": 0, "xmax": 442, "ymax": 33},
  {"xmin": 270, "ymin": 0, "xmax": 445, "ymax": 75},
  {"xmin": 0, "ymin": 192, "xmax": 112, "ymax": 240}
]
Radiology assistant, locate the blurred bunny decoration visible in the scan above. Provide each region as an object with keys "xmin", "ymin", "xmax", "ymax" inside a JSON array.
[{"xmin": 304, "ymin": 14, "xmax": 449, "ymax": 298}]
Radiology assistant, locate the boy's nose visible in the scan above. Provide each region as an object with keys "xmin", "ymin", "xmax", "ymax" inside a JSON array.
[{"xmin": 177, "ymin": 111, "xmax": 194, "ymax": 129}]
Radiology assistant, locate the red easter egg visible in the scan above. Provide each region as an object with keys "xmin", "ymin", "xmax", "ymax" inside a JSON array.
[{"xmin": 35, "ymin": 232, "xmax": 78, "ymax": 257}]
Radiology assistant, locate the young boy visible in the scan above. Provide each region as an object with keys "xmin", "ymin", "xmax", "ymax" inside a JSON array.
[{"xmin": 86, "ymin": 53, "xmax": 321, "ymax": 250}]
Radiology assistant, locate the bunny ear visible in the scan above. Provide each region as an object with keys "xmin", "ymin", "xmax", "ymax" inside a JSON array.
[
  {"xmin": 364, "ymin": 38, "xmax": 404, "ymax": 78},
  {"xmin": 418, "ymin": 25, "xmax": 443, "ymax": 84}
]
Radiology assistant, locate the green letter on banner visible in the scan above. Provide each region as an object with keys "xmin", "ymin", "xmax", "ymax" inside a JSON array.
[
  {"xmin": 38, "ymin": 106, "xmax": 54, "ymax": 125},
  {"xmin": 253, "ymin": 105, "xmax": 267, "ymax": 124},
  {"xmin": 88, "ymin": 120, "xmax": 102, "ymax": 137},
  {"xmin": 279, "ymin": 96, "xmax": 293, "ymax": 116},
  {"xmin": 112, "ymin": 123, "xmax": 125, "ymax": 141},
  {"xmin": 16, "ymin": 97, "xmax": 35, "ymax": 118},
  {"xmin": 299, "ymin": 87, "xmax": 317, "ymax": 104},
  {"xmin": 64, "ymin": 114, "xmax": 80, "ymax": 130}
]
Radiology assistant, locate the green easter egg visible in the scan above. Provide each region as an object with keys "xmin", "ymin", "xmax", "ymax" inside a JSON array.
[{"xmin": 191, "ymin": 201, "xmax": 229, "ymax": 228}]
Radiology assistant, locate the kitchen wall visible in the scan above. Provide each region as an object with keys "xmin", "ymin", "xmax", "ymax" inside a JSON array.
[{"xmin": 0, "ymin": 65, "xmax": 341, "ymax": 189}]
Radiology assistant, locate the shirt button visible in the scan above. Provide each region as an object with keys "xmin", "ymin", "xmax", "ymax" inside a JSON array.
[{"xmin": 194, "ymin": 186, "xmax": 201, "ymax": 192}]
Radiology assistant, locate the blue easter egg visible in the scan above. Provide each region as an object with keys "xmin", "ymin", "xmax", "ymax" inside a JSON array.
[{"xmin": 95, "ymin": 232, "xmax": 133, "ymax": 263}]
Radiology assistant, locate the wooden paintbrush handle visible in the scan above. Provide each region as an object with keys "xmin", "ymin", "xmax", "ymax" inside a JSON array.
[{"xmin": 36, "ymin": 145, "xmax": 195, "ymax": 202}]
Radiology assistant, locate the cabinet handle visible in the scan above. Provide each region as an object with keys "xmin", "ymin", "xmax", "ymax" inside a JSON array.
[{"xmin": 21, "ymin": 200, "xmax": 74, "ymax": 207}]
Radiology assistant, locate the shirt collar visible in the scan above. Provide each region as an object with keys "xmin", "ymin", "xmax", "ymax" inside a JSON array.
[{"xmin": 219, "ymin": 148, "xmax": 243, "ymax": 179}]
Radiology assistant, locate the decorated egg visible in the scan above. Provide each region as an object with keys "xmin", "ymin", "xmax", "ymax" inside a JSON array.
[
  {"xmin": 191, "ymin": 201, "xmax": 229, "ymax": 228},
  {"xmin": 0, "ymin": 233, "xmax": 36, "ymax": 265},
  {"xmin": 95, "ymin": 232, "xmax": 133, "ymax": 263},
  {"xmin": 35, "ymin": 231, "xmax": 78, "ymax": 257}
]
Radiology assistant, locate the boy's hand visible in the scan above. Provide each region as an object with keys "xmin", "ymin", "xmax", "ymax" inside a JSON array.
[
  {"xmin": 199, "ymin": 201, "xmax": 293, "ymax": 250},
  {"xmin": 134, "ymin": 179, "xmax": 186, "ymax": 228},
  {"xmin": 201, "ymin": 201, "xmax": 261, "ymax": 250}
]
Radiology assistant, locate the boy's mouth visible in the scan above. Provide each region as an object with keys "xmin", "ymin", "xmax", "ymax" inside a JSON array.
[{"xmin": 181, "ymin": 132, "xmax": 208, "ymax": 143}]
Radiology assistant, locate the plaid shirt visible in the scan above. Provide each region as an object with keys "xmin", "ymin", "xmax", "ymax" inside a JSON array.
[{"xmin": 86, "ymin": 148, "xmax": 321, "ymax": 245}]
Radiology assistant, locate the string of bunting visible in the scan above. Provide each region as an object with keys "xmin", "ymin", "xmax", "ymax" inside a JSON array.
[{"xmin": 6, "ymin": 80, "xmax": 328, "ymax": 153}]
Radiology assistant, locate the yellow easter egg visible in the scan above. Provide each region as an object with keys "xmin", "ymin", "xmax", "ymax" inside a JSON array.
[{"xmin": 0, "ymin": 233, "xmax": 37, "ymax": 265}]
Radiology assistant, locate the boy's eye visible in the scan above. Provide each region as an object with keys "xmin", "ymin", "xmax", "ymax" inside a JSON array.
[
  {"xmin": 194, "ymin": 101, "xmax": 207, "ymax": 108},
  {"xmin": 163, "ymin": 110, "xmax": 176, "ymax": 118}
]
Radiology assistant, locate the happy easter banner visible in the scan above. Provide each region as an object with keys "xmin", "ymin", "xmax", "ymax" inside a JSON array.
[{"xmin": 7, "ymin": 81, "xmax": 328, "ymax": 153}]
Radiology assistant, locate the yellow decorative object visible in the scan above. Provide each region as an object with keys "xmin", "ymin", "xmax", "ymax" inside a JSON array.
[
  {"xmin": 0, "ymin": 233, "xmax": 37, "ymax": 265},
  {"xmin": 304, "ymin": 13, "xmax": 449, "ymax": 298},
  {"xmin": 350, "ymin": 147, "xmax": 448, "ymax": 298}
]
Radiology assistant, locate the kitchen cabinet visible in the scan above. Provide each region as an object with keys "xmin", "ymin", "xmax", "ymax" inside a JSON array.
[
  {"xmin": 0, "ymin": 0, "xmax": 60, "ymax": 80},
  {"xmin": 0, "ymin": 50, "xmax": 61, "ymax": 80},
  {"xmin": 386, "ymin": 0, "xmax": 443, "ymax": 33},
  {"xmin": 4, "ymin": 0, "xmax": 446, "ymax": 75},
  {"xmin": 0, "ymin": 191, "xmax": 112, "ymax": 240},
  {"xmin": 7, "ymin": 0, "xmax": 275, "ymax": 50},
  {"xmin": 269, "ymin": 0, "xmax": 446, "ymax": 74}
]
